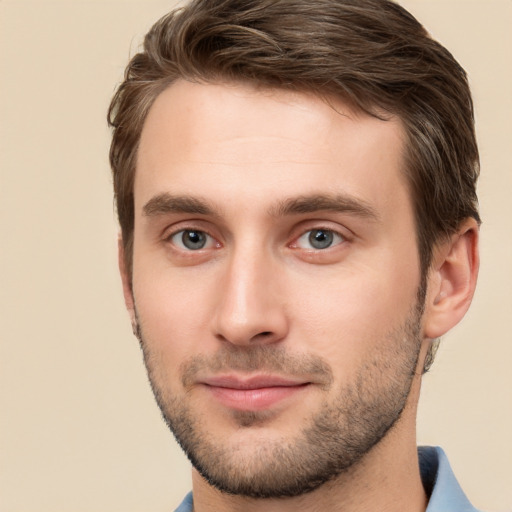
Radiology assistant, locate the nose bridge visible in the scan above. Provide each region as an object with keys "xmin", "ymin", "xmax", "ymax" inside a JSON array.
[{"xmin": 213, "ymin": 237, "xmax": 288, "ymax": 345}]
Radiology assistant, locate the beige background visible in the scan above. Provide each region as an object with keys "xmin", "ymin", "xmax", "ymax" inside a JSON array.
[{"xmin": 0, "ymin": 1, "xmax": 510, "ymax": 511}]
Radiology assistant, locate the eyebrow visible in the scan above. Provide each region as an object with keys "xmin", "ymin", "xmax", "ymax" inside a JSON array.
[
  {"xmin": 269, "ymin": 193, "xmax": 380, "ymax": 221},
  {"xmin": 143, "ymin": 193, "xmax": 217, "ymax": 217},
  {"xmin": 142, "ymin": 192, "xmax": 379, "ymax": 222}
]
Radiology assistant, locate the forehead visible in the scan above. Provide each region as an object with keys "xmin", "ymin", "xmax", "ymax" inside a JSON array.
[{"xmin": 135, "ymin": 80, "xmax": 409, "ymax": 220}]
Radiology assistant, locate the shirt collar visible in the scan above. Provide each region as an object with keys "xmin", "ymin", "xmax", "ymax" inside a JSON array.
[{"xmin": 420, "ymin": 446, "xmax": 481, "ymax": 512}]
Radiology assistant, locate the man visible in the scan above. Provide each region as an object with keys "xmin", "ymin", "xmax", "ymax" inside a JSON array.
[{"xmin": 108, "ymin": 0, "xmax": 481, "ymax": 510}]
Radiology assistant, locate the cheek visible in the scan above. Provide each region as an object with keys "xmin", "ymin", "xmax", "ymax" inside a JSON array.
[
  {"xmin": 132, "ymin": 261, "xmax": 218, "ymax": 364},
  {"xmin": 288, "ymin": 261, "xmax": 420, "ymax": 367}
]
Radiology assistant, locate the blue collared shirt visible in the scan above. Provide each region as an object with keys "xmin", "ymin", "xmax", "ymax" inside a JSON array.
[
  {"xmin": 174, "ymin": 446, "xmax": 481, "ymax": 512},
  {"xmin": 420, "ymin": 446, "xmax": 482, "ymax": 512}
]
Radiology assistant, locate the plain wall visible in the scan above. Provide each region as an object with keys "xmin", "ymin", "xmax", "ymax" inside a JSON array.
[{"xmin": 1, "ymin": 1, "xmax": 510, "ymax": 511}]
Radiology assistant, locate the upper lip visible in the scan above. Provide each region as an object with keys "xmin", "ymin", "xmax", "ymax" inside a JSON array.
[{"xmin": 201, "ymin": 374, "xmax": 310, "ymax": 390}]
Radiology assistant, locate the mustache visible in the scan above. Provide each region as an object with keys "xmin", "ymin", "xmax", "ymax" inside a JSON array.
[{"xmin": 179, "ymin": 345, "xmax": 334, "ymax": 389}]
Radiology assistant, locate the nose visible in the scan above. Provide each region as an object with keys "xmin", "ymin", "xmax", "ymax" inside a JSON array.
[{"xmin": 212, "ymin": 246, "xmax": 289, "ymax": 346}]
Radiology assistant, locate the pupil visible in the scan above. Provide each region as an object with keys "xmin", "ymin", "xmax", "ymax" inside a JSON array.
[
  {"xmin": 309, "ymin": 229, "xmax": 333, "ymax": 249},
  {"xmin": 183, "ymin": 230, "xmax": 206, "ymax": 249}
]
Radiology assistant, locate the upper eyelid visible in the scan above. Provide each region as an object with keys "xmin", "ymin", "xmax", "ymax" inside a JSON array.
[
  {"xmin": 299, "ymin": 227, "xmax": 346, "ymax": 238},
  {"xmin": 168, "ymin": 227, "xmax": 213, "ymax": 238},
  {"xmin": 159, "ymin": 219, "xmax": 353, "ymax": 245},
  {"xmin": 162, "ymin": 220, "xmax": 218, "ymax": 239},
  {"xmin": 292, "ymin": 221, "xmax": 354, "ymax": 241}
]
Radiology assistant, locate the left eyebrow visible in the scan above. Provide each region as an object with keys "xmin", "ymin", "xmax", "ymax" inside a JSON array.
[{"xmin": 269, "ymin": 193, "xmax": 380, "ymax": 221}]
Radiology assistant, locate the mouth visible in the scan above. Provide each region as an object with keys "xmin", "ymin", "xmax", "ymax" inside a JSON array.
[{"xmin": 199, "ymin": 374, "xmax": 312, "ymax": 411}]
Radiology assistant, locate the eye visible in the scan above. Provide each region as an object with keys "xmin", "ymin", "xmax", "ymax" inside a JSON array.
[
  {"xmin": 169, "ymin": 229, "xmax": 215, "ymax": 251},
  {"xmin": 296, "ymin": 228, "xmax": 345, "ymax": 250}
]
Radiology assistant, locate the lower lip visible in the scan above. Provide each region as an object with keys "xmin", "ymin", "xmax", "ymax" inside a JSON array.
[{"xmin": 204, "ymin": 384, "xmax": 310, "ymax": 411}]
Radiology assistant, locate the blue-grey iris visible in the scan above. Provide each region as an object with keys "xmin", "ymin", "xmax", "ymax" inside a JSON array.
[
  {"xmin": 309, "ymin": 229, "xmax": 334, "ymax": 249},
  {"xmin": 182, "ymin": 230, "xmax": 207, "ymax": 250}
]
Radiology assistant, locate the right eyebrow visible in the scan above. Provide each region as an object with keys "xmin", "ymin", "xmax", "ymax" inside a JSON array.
[{"xmin": 142, "ymin": 193, "xmax": 218, "ymax": 217}]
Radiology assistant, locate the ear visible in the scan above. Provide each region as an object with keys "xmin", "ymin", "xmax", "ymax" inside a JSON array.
[
  {"xmin": 118, "ymin": 235, "xmax": 137, "ymax": 331},
  {"xmin": 423, "ymin": 219, "xmax": 480, "ymax": 339}
]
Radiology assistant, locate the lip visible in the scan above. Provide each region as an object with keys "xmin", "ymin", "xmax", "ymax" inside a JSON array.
[{"xmin": 200, "ymin": 375, "xmax": 311, "ymax": 411}]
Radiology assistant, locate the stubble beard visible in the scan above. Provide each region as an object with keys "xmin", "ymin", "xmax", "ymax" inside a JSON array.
[{"xmin": 134, "ymin": 297, "xmax": 424, "ymax": 499}]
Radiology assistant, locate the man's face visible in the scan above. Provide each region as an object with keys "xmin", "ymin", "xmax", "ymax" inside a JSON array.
[{"xmin": 128, "ymin": 80, "xmax": 426, "ymax": 497}]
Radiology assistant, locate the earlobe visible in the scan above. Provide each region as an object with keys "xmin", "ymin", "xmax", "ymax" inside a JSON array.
[
  {"xmin": 423, "ymin": 219, "xmax": 480, "ymax": 339},
  {"xmin": 118, "ymin": 235, "xmax": 137, "ymax": 330}
]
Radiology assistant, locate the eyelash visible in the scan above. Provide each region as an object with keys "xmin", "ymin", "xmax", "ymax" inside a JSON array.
[
  {"xmin": 167, "ymin": 229, "xmax": 219, "ymax": 251},
  {"xmin": 292, "ymin": 228, "xmax": 346, "ymax": 251},
  {"xmin": 165, "ymin": 226, "xmax": 348, "ymax": 253}
]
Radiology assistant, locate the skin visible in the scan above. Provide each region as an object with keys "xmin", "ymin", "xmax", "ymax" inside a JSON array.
[{"xmin": 120, "ymin": 80, "xmax": 479, "ymax": 512}]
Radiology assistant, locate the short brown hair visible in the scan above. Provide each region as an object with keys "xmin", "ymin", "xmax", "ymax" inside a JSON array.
[{"xmin": 108, "ymin": 0, "xmax": 480, "ymax": 368}]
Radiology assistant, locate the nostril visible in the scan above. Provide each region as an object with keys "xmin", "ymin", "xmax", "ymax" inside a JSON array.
[{"xmin": 250, "ymin": 331, "xmax": 274, "ymax": 342}]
